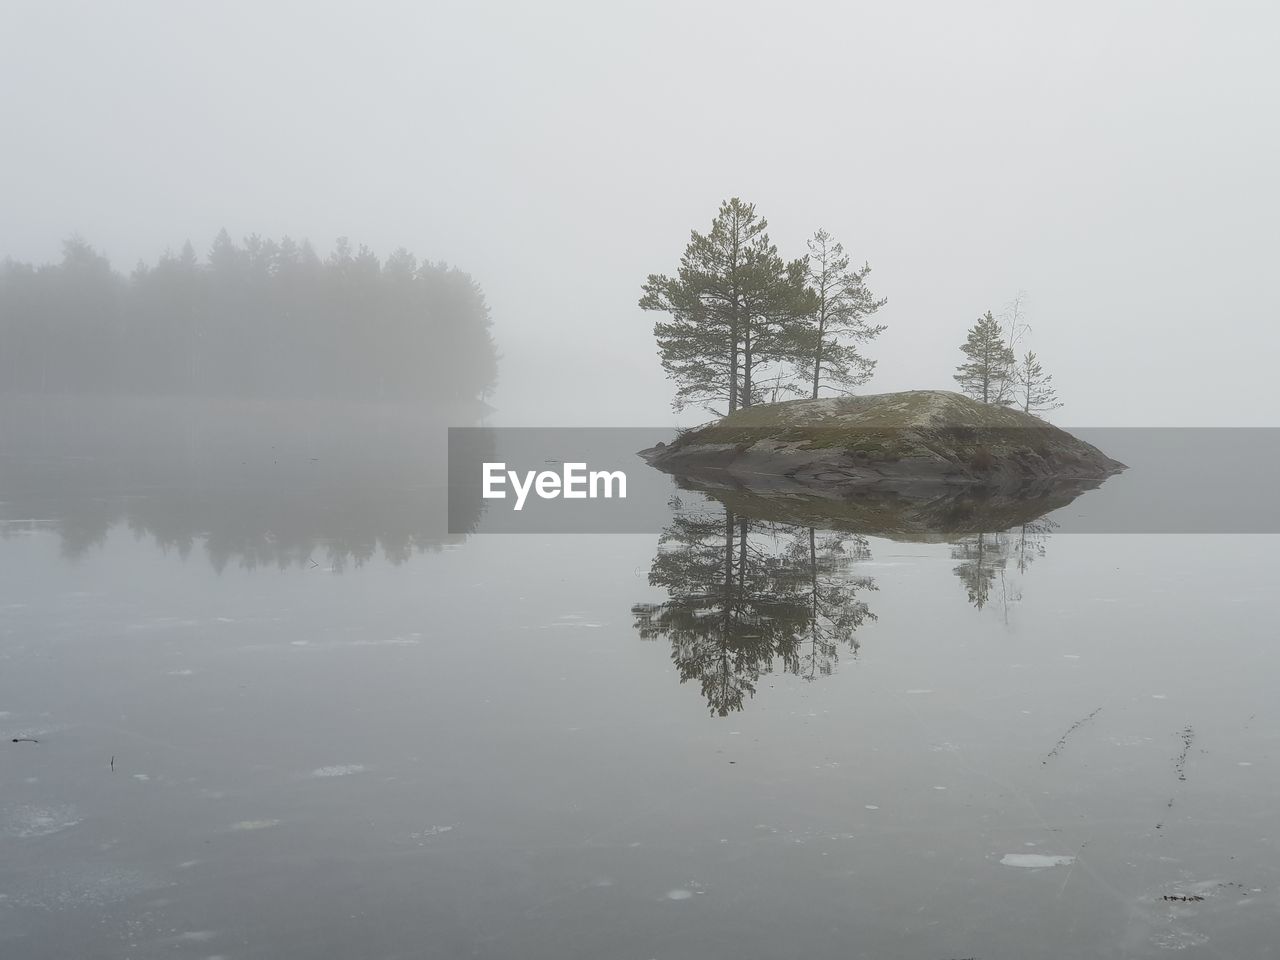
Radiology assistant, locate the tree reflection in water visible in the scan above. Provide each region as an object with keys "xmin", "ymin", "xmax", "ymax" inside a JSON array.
[
  {"xmin": 632, "ymin": 478, "xmax": 1078, "ymax": 714},
  {"xmin": 633, "ymin": 498, "xmax": 877, "ymax": 716},
  {"xmin": 950, "ymin": 517, "xmax": 1057, "ymax": 610}
]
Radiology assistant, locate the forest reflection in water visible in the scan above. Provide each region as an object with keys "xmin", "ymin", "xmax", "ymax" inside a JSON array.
[
  {"xmin": 634, "ymin": 480, "xmax": 1063, "ymax": 716},
  {"xmin": 0, "ymin": 396, "xmax": 490, "ymax": 571}
]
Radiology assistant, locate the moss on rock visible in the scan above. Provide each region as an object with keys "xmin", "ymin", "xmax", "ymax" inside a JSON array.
[{"xmin": 642, "ymin": 390, "xmax": 1124, "ymax": 489}]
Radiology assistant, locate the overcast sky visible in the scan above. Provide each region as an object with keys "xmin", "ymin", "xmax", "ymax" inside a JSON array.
[{"xmin": 3, "ymin": 1, "xmax": 1276, "ymax": 426}]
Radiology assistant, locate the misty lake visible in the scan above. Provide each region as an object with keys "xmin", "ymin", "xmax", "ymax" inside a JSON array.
[{"xmin": 2, "ymin": 401, "xmax": 1277, "ymax": 959}]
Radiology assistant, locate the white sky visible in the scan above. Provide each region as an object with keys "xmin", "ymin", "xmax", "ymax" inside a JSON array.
[{"xmin": 2, "ymin": 0, "xmax": 1277, "ymax": 425}]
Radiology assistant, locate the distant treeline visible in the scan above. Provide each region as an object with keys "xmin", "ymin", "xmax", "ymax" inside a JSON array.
[{"xmin": 0, "ymin": 232, "xmax": 498, "ymax": 402}]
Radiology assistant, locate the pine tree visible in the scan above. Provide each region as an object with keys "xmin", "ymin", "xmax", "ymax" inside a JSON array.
[
  {"xmin": 0, "ymin": 233, "xmax": 497, "ymax": 403},
  {"xmin": 640, "ymin": 198, "xmax": 812, "ymax": 414},
  {"xmin": 1013, "ymin": 350, "xmax": 1062, "ymax": 416},
  {"xmin": 738, "ymin": 238, "xmax": 814, "ymax": 407},
  {"xmin": 954, "ymin": 311, "xmax": 1014, "ymax": 404},
  {"xmin": 802, "ymin": 229, "xmax": 886, "ymax": 398}
]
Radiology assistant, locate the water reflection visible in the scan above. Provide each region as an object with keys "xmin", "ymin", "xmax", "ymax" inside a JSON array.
[
  {"xmin": 633, "ymin": 499, "xmax": 876, "ymax": 715},
  {"xmin": 3, "ymin": 409, "xmax": 1278, "ymax": 960},
  {"xmin": 659, "ymin": 471, "xmax": 1098, "ymax": 539},
  {"xmin": 951, "ymin": 518, "xmax": 1056, "ymax": 609},
  {"xmin": 0, "ymin": 397, "xmax": 488, "ymax": 570},
  {"xmin": 636, "ymin": 482, "xmax": 1077, "ymax": 713}
]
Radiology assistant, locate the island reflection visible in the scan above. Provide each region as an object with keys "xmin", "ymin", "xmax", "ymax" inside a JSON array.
[{"xmin": 633, "ymin": 479, "xmax": 1077, "ymax": 715}]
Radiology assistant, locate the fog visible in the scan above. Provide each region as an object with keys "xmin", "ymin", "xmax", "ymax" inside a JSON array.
[
  {"xmin": 2, "ymin": 0, "xmax": 1277, "ymax": 425},
  {"xmin": 6, "ymin": 8, "xmax": 1280, "ymax": 956}
]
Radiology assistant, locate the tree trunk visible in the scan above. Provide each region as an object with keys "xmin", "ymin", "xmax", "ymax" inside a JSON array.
[
  {"xmin": 811, "ymin": 316, "xmax": 825, "ymax": 399},
  {"xmin": 728, "ymin": 329, "xmax": 738, "ymax": 413},
  {"xmin": 724, "ymin": 509, "xmax": 735, "ymax": 588},
  {"xmin": 810, "ymin": 281, "xmax": 827, "ymax": 399},
  {"xmin": 727, "ymin": 209, "xmax": 741, "ymax": 413}
]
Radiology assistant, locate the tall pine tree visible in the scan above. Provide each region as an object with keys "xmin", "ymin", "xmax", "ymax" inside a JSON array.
[
  {"xmin": 738, "ymin": 236, "xmax": 814, "ymax": 407},
  {"xmin": 640, "ymin": 199, "xmax": 812, "ymax": 414},
  {"xmin": 802, "ymin": 229, "xmax": 886, "ymax": 398},
  {"xmin": 954, "ymin": 311, "xmax": 1014, "ymax": 404}
]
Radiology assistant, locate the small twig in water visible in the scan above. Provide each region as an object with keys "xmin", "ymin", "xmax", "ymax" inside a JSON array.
[
  {"xmin": 1157, "ymin": 727, "xmax": 1197, "ymax": 830},
  {"xmin": 1057, "ymin": 838, "xmax": 1090, "ymax": 898},
  {"xmin": 1173, "ymin": 725, "xmax": 1195, "ymax": 781},
  {"xmin": 1043, "ymin": 707, "xmax": 1103, "ymax": 764},
  {"xmin": 11, "ymin": 737, "xmax": 39, "ymax": 743}
]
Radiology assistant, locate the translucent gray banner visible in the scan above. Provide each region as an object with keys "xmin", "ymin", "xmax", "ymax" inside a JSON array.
[{"xmin": 447, "ymin": 428, "xmax": 1280, "ymax": 535}]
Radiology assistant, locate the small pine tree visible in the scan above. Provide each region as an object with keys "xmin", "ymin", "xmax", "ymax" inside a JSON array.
[
  {"xmin": 954, "ymin": 311, "xmax": 1014, "ymax": 404},
  {"xmin": 1013, "ymin": 350, "xmax": 1062, "ymax": 416},
  {"xmin": 802, "ymin": 229, "xmax": 886, "ymax": 398}
]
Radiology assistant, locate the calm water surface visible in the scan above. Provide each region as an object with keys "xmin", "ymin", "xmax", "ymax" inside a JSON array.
[{"xmin": 2, "ymin": 404, "xmax": 1277, "ymax": 959}]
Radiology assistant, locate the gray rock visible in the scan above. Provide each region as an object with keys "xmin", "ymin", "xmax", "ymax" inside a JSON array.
[{"xmin": 640, "ymin": 390, "xmax": 1125, "ymax": 492}]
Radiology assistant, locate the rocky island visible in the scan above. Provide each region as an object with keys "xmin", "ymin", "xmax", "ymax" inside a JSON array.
[{"xmin": 640, "ymin": 390, "xmax": 1125, "ymax": 494}]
